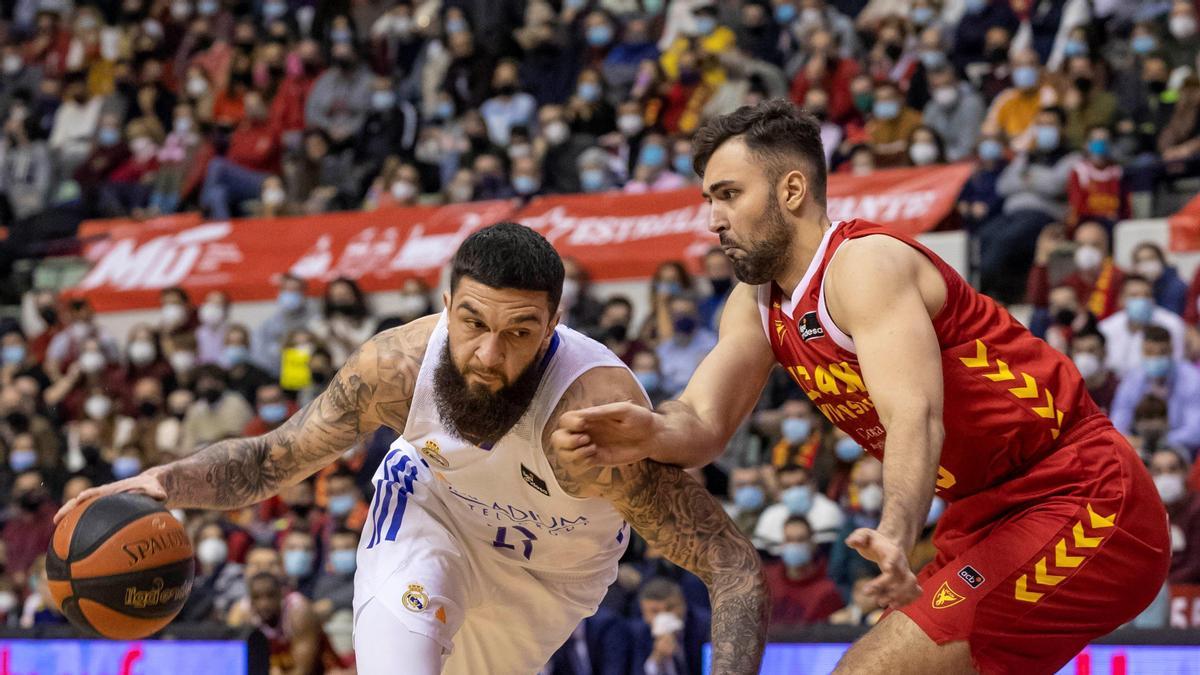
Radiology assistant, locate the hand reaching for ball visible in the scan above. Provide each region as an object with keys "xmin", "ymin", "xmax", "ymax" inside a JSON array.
[{"xmin": 54, "ymin": 467, "xmax": 168, "ymax": 524}]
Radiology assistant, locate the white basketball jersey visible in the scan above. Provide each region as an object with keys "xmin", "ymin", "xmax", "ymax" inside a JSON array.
[{"xmin": 365, "ymin": 313, "xmax": 632, "ymax": 576}]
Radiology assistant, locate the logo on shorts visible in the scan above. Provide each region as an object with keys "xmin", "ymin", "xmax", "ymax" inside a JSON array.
[
  {"xmin": 420, "ymin": 440, "xmax": 450, "ymax": 469},
  {"xmin": 402, "ymin": 583, "xmax": 430, "ymax": 612},
  {"xmin": 931, "ymin": 581, "xmax": 965, "ymax": 609},
  {"xmin": 799, "ymin": 312, "xmax": 825, "ymax": 341},
  {"xmin": 521, "ymin": 464, "xmax": 550, "ymax": 497},
  {"xmin": 957, "ymin": 565, "xmax": 985, "ymax": 589}
]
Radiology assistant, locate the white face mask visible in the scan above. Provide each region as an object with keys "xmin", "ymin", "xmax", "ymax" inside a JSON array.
[
  {"xmin": 1170, "ymin": 15, "xmax": 1197, "ymax": 40},
  {"xmin": 395, "ymin": 294, "xmax": 427, "ymax": 318},
  {"xmin": 390, "ymin": 180, "xmax": 417, "ymax": 201},
  {"xmin": 617, "ymin": 114, "xmax": 643, "ymax": 136},
  {"xmin": 170, "ymin": 350, "xmax": 197, "ymax": 373},
  {"xmin": 1135, "ymin": 259, "xmax": 1164, "ymax": 281},
  {"xmin": 909, "ymin": 142, "xmax": 938, "ymax": 166},
  {"xmin": 161, "ymin": 303, "xmax": 188, "ymax": 328},
  {"xmin": 79, "ymin": 351, "xmax": 106, "ymax": 374},
  {"xmin": 128, "ymin": 339, "xmax": 156, "ymax": 366},
  {"xmin": 85, "ymin": 394, "xmax": 112, "ymax": 420},
  {"xmin": 196, "ymin": 537, "xmax": 229, "ymax": 566},
  {"xmin": 1073, "ymin": 245, "xmax": 1103, "ymax": 272},
  {"xmin": 198, "ymin": 302, "xmax": 225, "ymax": 326},
  {"xmin": 543, "ymin": 121, "xmax": 569, "ymax": 146},
  {"xmin": 1072, "ymin": 352, "xmax": 1101, "ymax": 380},
  {"xmin": 932, "ymin": 85, "xmax": 958, "ymax": 107},
  {"xmin": 263, "ymin": 186, "xmax": 286, "ymax": 206},
  {"xmin": 0, "ymin": 590, "xmax": 16, "ymax": 613},
  {"xmin": 1154, "ymin": 473, "xmax": 1185, "ymax": 505},
  {"xmin": 858, "ymin": 483, "xmax": 884, "ymax": 513}
]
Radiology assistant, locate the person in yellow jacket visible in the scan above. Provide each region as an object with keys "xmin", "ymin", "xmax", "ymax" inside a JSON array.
[{"xmin": 660, "ymin": 4, "xmax": 733, "ymax": 89}]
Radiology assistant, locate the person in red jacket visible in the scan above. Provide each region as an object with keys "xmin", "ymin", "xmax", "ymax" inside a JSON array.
[
  {"xmin": 765, "ymin": 516, "xmax": 846, "ymax": 627},
  {"xmin": 1066, "ymin": 126, "xmax": 1129, "ymax": 229},
  {"xmin": 1026, "ymin": 220, "xmax": 1126, "ymax": 320},
  {"xmin": 199, "ymin": 89, "xmax": 281, "ymax": 219}
]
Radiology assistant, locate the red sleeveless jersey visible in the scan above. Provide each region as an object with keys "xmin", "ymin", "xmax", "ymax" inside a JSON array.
[{"xmin": 759, "ymin": 219, "xmax": 1102, "ymax": 501}]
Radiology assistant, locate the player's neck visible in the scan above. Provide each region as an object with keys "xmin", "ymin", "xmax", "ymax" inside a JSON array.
[{"xmin": 776, "ymin": 213, "xmax": 833, "ymax": 297}]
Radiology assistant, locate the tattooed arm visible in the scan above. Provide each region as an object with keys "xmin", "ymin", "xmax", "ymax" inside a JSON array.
[
  {"xmin": 545, "ymin": 367, "xmax": 768, "ymax": 675},
  {"xmin": 56, "ymin": 316, "xmax": 436, "ymax": 519}
]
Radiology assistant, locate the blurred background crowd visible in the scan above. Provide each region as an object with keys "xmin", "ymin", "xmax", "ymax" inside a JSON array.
[{"xmin": 0, "ymin": 0, "xmax": 1199, "ymax": 673}]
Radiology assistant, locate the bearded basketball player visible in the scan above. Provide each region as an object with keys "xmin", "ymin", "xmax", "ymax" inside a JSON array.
[
  {"xmin": 59, "ymin": 223, "xmax": 768, "ymax": 674},
  {"xmin": 552, "ymin": 100, "xmax": 1170, "ymax": 674}
]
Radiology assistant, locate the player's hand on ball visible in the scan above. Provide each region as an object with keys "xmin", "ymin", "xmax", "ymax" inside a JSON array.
[
  {"xmin": 54, "ymin": 467, "xmax": 168, "ymax": 524},
  {"xmin": 846, "ymin": 528, "xmax": 922, "ymax": 609},
  {"xmin": 553, "ymin": 402, "xmax": 656, "ymax": 466}
]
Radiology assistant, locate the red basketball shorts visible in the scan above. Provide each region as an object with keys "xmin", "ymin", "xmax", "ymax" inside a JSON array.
[{"xmin": 898, "ymin": 417, "xmax": 1171, "ymax": 675}]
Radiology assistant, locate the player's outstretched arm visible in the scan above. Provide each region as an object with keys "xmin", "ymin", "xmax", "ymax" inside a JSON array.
[
  {"xmin": 546, "ymin": 368, "xmax": 768, "ymax": 675},
  {"xmin": 55, "ymin": 316, "xmax": 436, "ymax": 520},
  {"xmin": 824, "ymin": 235, "xmax": 947, "ymax": 608},
  {"xmin": 562, "ymin": 283, "xmax": 776, "ymax": 469}
]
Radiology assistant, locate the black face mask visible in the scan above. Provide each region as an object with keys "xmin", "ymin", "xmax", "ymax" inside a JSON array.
[
  {"xmin": 17, "ymin": 491, "xmax": 43, "ymax": 512},
  {"xmin": 1074, "ymin": 77, "xmax": 1093, "ymax": 93},
  {"xmin": 200, "ymin": 388, "xmax": 223, "ymax": 405},
  {"xmin": 884, "ymin": 43, "xmax": 903, "ymax": 60},
  {"xmin": 4, "ymin": 412, "xmax": 30, "ymax": 433},
  {"xmin": 605, "ymin": 324, "xmax": 629, "ymax": 344},
  {"xmin": 710, "ymin": 277, "xmax": 733, "ymax": 297},
  {"xmin": 310, "ymin": 371, "xmax": 331, "ymax": 387},
  {"xmin": 495, "ymin": 83, "xmax": 518, "ymax": 97},
  {"xmin": 1147, "ymin": 80, "xmax": 1167, "ymax": 95},
  {"xmin": 987, "ymin": 46, "xmax": 1007, "ymax": 63},
  {"xmin": 1053, "ymin": 308, "xmax": 1076, "ymax": 326},
  {"xmin": 290, "ymin": 503, "xmax": 313, "ymax": 519},
  {"xmin": 39, "ymin": 307, "xmax": 58, "ymax": 325},
  {"xmin": 80, "ymin": 444, "xmax": 102, "ymax": 465},
  {"xmin": 137, "ymin": 400, "xmax": 160, "ymax": 418}
]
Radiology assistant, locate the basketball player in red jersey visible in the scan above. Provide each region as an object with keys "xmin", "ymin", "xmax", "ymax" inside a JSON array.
[{"xmin": 550, "ymin": 99, "xmax": 1170, "ymax": 673}]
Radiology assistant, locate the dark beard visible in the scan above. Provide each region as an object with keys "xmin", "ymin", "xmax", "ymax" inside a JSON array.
[
  {"xmin": 721, "ymin": 196, "xmax": 794, "ymax": 285},
  {"xmin": 432, "ymin": 341, "xmax": 546, "ymax": 446}
]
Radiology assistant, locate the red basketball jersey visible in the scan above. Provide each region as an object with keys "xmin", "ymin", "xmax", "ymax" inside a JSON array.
[{"xmin": 760, "ymin": 219, "xmax": 1102, "ymax": 500}]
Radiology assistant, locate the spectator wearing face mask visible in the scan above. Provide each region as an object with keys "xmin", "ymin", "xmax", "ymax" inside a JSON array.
[
  {"xmin": 312, "ymin": 528, "xmax": 358, "ymax": 622},
  {"xmin": 624, "ymin": 135, "xmax": 687, "ymax": 193},
  {"xmin": 200, "ymin": 90, "xmax": 281, "ymax": 220},
  {"xmin": 228, "ymin": 571, "xmax": 336, "ymax": 673},
  {"xmin": 3, "ymin": 471, "xmax": 57, "ymax": 584},
  {"xmin": 630, "ymin": 350, "xmax": 670, "ymax": 407},
  {"xmin": 310, "ymin": 277, "xmax": 374, "ymax": 367},
  {"xmin": 244, "ymin": 383, "xmax": 296, "ymax": 437},
  {"xmin": 865, "ymin": 81, "xmax": 922, "ymax": 167},
  {"xmin": 280, "ymin": 528, "xmax": 321, "ymax": 597},
  {"xmin": 763, "ymin": 516, "xmax": 844, "ymax": 628},
  {"xmin": 1131, "ymin": 242, "xmax": 1189, "ymax": 316},
  {"xmin": 1100, "ymin": 276, "xmax": 1188, "ymax": 377},
  {"xmin": 906, "ymin": 125, "xmax": 945, "ymax": 167},
  {"xmin": 567, "ymin": 67, "xmax": 617, "ymax": 138},
  {"xmin": 43, "ymin": 337, "xmax": 126, "ymax": 422},
  {"xmin": 158, "ymin": 286, "xmax": 198, "ymax": 339},
  {"xmin": 220, "ymin": 324, "xmax": 272, "ymax": 404},
  {"xmin": 1026, "ymin": 222, "xmax": 1125, "ymax": 329},
  {"xmin": 756, "ymin": 464, "xmax": 846, "ymax": 550},
  {"xmin": 254, "ymin": 274, "xmax": 315, "ymax": 376},
  {"xmin": 1110, "ymin": 325, "xmax": 1200, "ymax": 451},
  {"xmin": 180, "ymin": 365, "xmax": 253, "ymax": 454},
  {"xmin": 481, "ymin": 60, "xmax": 538, "ymax": 147},
  {"xmin": 957, "ymin": 133, "xmax": 1008, "ymax": 232},
  {"xmin": 726, "ymin": 466, "xmax": 770, "ymax": 542},
  {"xmin": 538, "ymin": 104, "xmax": 593, "ymax": 195},
  {"xmin": 1069, "ymin": 330, "xmax": 1119, "ymax": 413},
  {"xmin": 195, "ymin": 290, "xmax": 231, "ymax": 365},
  {"xmin": 321, "ymin": 468, "xmax": 368, "ymax": 532},
  {"xmin": 1149, "ymin": 449, "xmax": 1200, "ymax": 583},
  {"xmin": 1067, "ymin": 126, "xmax": 1128, "ymax": 228},
  {"xmin": 984, "ymin": 49, "xmax": 1051, "ymax": 150},
  {"xmin": 697, "ymin": 247, "xmax": 734, "ymax": 331},
  {"xmin": 755, "ymin": 397, "xmax": 821, "ymax": 470},
  {"xmin": 576, "ymin": 146, "xmax": 618, "ymax": 195},
  {"xmin": 630, "ymin": 577, "xmax": 711, "ymax": 675},
  {"xmin": 120, "ymin": 324, "xmax": 174, "ymax": 395},
  {"xmin": 829, "ymin": 456, "xmax": 884, "ymax": 596},
  {"xmin": 180, "ymin": 521, "xmax": 246, "ymax": 622},
  {"xmin": 920, "ymin": 65, "xmax": 984, "ymax": 162},
  {"xmin": 0, "ymin": 328, "xmax": 49, "ymax": 391},
  {"xmin": 603, "ymin": 16, "xmax": 660, "ymax": 94},
  {"xmin": 305, "ymin": 41, "xmax": 373, "ymax": 146},
  {"xmin": 655, "ymin": 296, "xmax": 717, "ymax": 396},
  {"xmin": 559, "ymin": 258, "xmax": 604, "ymax": 333},
  {"xmin": 97, "ymin": 118, "xmax": 161, "ymax": 216}
]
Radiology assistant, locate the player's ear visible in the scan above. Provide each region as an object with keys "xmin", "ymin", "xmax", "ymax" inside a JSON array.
[
  {"xmin": 442, "ymin": 290, "xmax": 451, "ymax": 311},
  {"xmin": 783, "ymin": 170, "xmax": 808, "ymax": 213}
]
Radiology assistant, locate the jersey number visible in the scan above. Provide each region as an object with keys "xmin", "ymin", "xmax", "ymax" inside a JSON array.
[{"xmin": 492, "ymin": 526, "xmax": 537, "ymax": 560}]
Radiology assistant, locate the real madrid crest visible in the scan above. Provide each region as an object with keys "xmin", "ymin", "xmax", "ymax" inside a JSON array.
[
  {"xmin": 420, "ymin": 440, "xmax": 450, "ymax": 469},
  {"xmin": 402, "ymin": 583, "xmax": 430, "ymax": 612}
]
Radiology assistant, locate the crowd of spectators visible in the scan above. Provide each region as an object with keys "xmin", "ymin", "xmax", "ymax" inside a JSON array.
[{"xmin": 1, "ymin": 0, "xmax": 1200, "ymax": 673}]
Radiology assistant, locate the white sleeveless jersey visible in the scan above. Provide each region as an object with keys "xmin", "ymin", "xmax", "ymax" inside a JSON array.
[{"xmin": 363, "ymin": 313, "xmax": 632, "ymax": 577}]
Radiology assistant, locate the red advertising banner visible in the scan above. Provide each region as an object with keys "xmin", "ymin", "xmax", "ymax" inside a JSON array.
[
  {"xmin": 1169, "ymin": 192, "xmax": 1200, "ymax": 253},
  {"xmin": 1168, "ymin": 584, "xmax": 1200, "ymax": 628},
  {"xmin": 70, "ymin": 164, "xmax": 973, "ymax": 312}
]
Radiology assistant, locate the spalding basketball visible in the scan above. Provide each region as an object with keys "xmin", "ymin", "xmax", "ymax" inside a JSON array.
[{"xmin": 47, "ymin": 493, "xmax": 194, "ymax": 639}]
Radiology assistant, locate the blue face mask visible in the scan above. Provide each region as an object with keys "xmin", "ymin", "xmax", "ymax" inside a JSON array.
[
  {"xmin": 965, "ymin": 0, "xmax": 987, "ymax": 13},
  {"xmin": 223, "ymin": 345, "xmax": 248, "ymax": 367},
  {"xmin": 673, "ymin": 315, "xmax": 698, "ymax": 336},
  {"xmin": 330, "ymin": 549, "xmax": 357, "ymax": 574},
  {"xmin": 328, "ymin": 494, "xmax": 356, "ymax": 517},
  {"xmin": 1012, "ymin": 66, "xmax": 1039, "ymax": 90},
  {"xmin": 1034, "ymin": 125, "xmax": 1060, "ymax": 151},
  {"xmin": 919, "ymin": 50, "xmax": 947, "ymax": 70},
  {"xmin": 1063, "ymin": 39, "xmax": 1088, "ymax": 57},
  {"xmin": 9, "ymin": 449, "xmax": 36, "ymax": 473},
  {"xmin": 2, "ymin": 345, "xmax": 26, "ymax": 365},
  {"xmin": 836, "ymin": 437, "xmax": 865, "ymax": 462},
  {"xmin": 284, "ymin": 549, "xmax": 313, "ymax": 577},
  {"xmin": 1087, "ymin": 138, "xmax": 1110, "ymax": 158},
  {"xmin": 98, "ymin": 127, "xmax": 121, "ymax": 147},
  {"xmin": 672, "ymin": 153, "xmax": 692, "ymax": 175},
  {"xmin": 781, "ymin": 485, "xmax": 813, "ymax": 515},
  {"xmin": 643, "ymin": 0, "xmax": 664, "ymax": 14},
  {"xmin": 577, "ymin": 81, "xmax": 601, "ymax": 103},
  {"xmin": 435, "ymin": 100, "xmax": 455, "ymax": 120},
  {"xmin": 781, "ymin": 417, "xmax": 811, "ymax": 443},
  {"xmin": 912, "ymin": 6, "xmax": 935, "ymax": 26},
  {"xmin": 636, "ymin": 371, "xmax": 661, "ymax": 392},
  {"xmin": 1126, "ymin": 297, "xmax": 1154, "ymax": 324},
  {"xmin": 657, "ymin": 280, "xmax": 683, "ymax": 297},
  {"xmin": 774, "ymin": 4, "xmax": 797, "ymax": 24},
  {"xmin": 112, "ymin": 456, "xmax": 142, "ymax": 480},
  {"xmin": 278, "ymin": 290, "xmax": 304, "ymax": 312},
  {"xmin": 580, "ymin": 168, "xmax": 606, "ymax": 192},
  {"xmin": 446, "ymin": 17, "xmax": 467, "ymax": 34},
  {"xmin": 371, "ymin": 90, "xmax": 395, "ymax": 111},
  {"xmin": 978, "ymin": 139, "xmax": 1004, "ymax": 162},
  {"xmin": 1132, "ymin": 35, "xmax": 1157, "ymax": 55},
  {"xmin": 780, "ymin": 542, "xmax": 813, "ymax": 568},
  {"xmin": 639, "ymin": 144, "xmax": 666, "ymax": 168},
  {"xmin": 586, "ymin": 25, "xmax": 613, "ymax": 47},
  {"xmin": 1144, "ymin": 356, "xmax": 1172, "ymax": 380},
  {"xmin": 872, "ymin": 100, "xmax": 900, "ymax": 120},
  {"xmin": 513, "ymin": 175, "xmax": 539, "ymax": 195},
  {"xmin": 734, "ymin": 485, "xmax": 765, "ymax": 511},
  {"xmin": 694, "ymin": 16, "xmax": 717, "ymax": 36},
  {"xmin": 259, "ymin": 402, "xmax": 288, "ymax": 424}
]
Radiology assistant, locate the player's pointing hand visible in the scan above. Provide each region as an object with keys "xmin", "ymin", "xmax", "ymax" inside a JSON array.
[
  {"xmin": 846, "ymin": 528, "xmax": 922, "ymax": 609},
  {"xmin": 555, "ymin": 402, "xmax": 657, "ymax": 466}
]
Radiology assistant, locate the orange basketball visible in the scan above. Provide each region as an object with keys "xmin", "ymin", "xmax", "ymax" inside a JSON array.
[{"xmin": 46, "ymin": 493, "xmax": 194, "ymax": 639}]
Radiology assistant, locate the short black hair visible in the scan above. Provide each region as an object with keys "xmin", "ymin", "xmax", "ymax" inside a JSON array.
[
  {"xmin": 638, "ymin": 577, "xmax": 683, "ymax": 603},
  {"xmin": 450, "ymin": 222, "xmax": 564, "ymax": 312},
  {"xmin": 692, "ymin": 99, "xmax": 828, "ymax": 205},
  {"xmin": 783, "ymin": 515, "xmax": 813, "ymax": 534},
  {"xmin": 1039, "ymin": 106, "xmax": 1068, "ymax": 126},
  {"xmin": 1143, "ymin": 325, "xmax": 1171, "ymax": 344}
]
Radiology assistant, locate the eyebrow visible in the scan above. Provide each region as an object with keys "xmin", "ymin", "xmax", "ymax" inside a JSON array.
[
  {"xmin": 702, "ymin": 179, "xmax": 735, "ymax": 199},
  {"xmin": 457, "ymin": 301, "xmax": 542, "ymax": 327}
]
